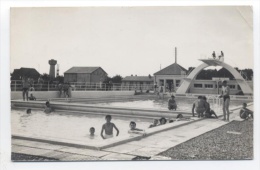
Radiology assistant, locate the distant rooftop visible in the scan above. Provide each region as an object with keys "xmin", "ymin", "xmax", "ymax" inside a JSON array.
[
  {"xmin": 64, "ymin": 67, "xmax": 107, "ymax": 74},
  {"xmin": 154, "ymin": 63, "xmax": 187, "ymax": 75},
  {"xmin": 11, "ymin": 67, "xmax": 40, "ymax": 80},
  {"xmin": 122, "ymin": 76, "xmax": 154, "ymax": 82}
]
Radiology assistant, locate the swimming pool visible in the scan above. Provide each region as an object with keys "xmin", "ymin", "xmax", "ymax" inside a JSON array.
[
  {"xmin": 12, "ymin": 109, "xmax": 152, "ymax": 146},
  {"xmin": 11, "ymin": 95, "xmax": 251, "ymax": 151}
]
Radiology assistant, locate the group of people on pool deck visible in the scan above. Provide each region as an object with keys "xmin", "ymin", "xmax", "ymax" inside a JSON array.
[
  {"xmin": 168, "ymin": 94, "xmax": 218, "ymax": 119},
  {"xmin": 168, "ymin": 80, "xmax": 253, "ymax": 121}
]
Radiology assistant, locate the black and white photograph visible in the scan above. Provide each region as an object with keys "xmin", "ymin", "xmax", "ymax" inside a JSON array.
[
  {"xmin": 9, "ymin": 6, "xmax": 254, "ymax": 162},
  {"xmin": 0, "ymin": 2, "xmax": 259, "ymax": 169}
]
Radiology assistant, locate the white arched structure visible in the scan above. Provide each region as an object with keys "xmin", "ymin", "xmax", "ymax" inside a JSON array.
[{"xmin": 176, "ymin": 59, "xmax": 253, "ymax": 95}]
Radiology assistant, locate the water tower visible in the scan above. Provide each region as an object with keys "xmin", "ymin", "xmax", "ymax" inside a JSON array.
[{"xmin": 49, "ymin": 59, "xmax": 57, "ymax": 80}]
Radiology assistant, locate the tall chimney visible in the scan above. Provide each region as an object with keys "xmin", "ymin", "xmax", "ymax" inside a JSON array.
[{"xmin": 175, "ymin": 47, "xmax": 177, "ymax": 64}]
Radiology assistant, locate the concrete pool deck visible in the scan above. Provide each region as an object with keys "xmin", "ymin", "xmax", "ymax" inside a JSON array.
[{"xmin": 12, "ymin": 104, "xmax": 253, "ymax": 161}]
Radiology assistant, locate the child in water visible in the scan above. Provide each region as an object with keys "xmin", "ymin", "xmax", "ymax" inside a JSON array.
[
  {"xmin": 128, "ymin": 121, "xmax": 146, "ymax": 135},
  {"xmin": 159, "ymin": 117, "xmax": 167, "ymax": 125},
  {"xmin": 44, "ymin": 101, "xmax": 52, "ymax": 114},
  {"xmin": 28, "ymin": 93, "xmax": 36, "ymax": 101},
  {"xmin": 240, "ymin": 103, "xmax": 253, "ymax": 120},
  {"xmin": 89, "ymin": 127, "xmax": 95, "ymax": 139},
  {"xmin": 149, "ymin": 119, "xmax": 159, "ymax": 128},
  {"xmin": 101, "ymin": 115, "xmax": 119, "ymax": 139},
  {"xmin": 168, "ymin": 95, "xmax": 177, "ymax": 110},
  {"xmin": 26, "ymin": 108, "xmax": 32, "ymax": 114}
]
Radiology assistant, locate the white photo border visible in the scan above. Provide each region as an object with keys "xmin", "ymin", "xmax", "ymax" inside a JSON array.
[{"xmin": 1, "ymin": 1, "xmax": 259, "ymax": 170}]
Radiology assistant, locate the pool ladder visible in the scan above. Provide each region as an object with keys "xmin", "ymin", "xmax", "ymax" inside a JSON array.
[{"xmin": 207, "ymin": 95, "xmax": 222, "ymax": 106}]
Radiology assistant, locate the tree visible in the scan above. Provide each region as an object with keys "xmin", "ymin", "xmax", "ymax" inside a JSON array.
[
  {"xmin": 217, "ymin": 68, "xmax": 234, "ymax": 79},
  {"xmin": 55, "ymin": 76, "xmax": 64, "ymax": 83},
  {"xmin": 187, "ymin": 67, "xmax": 195, "ymax": 75},
  {"xmin": 103, "ymin": 75, "xmax": 123, "ymax": 84},
  {"xmin": 103, "ymin": 76, "xmax": 112, "ymax": 84},
  {"xmin": 196, "ymin": 69, "xmax": 218, "ymax": 80},
  {"xmin": 41, "ymin": 73, "xmax": 50, "ymax": 81},
  {"xmin": 241, "ymin": 69, "xmax": 253, "ymax": 80},
  {"xmin": 111, "ymin": 75, "xmax": 123, "ymax": 84}
]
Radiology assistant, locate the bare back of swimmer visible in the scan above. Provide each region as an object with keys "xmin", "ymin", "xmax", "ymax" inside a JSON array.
[{"xmin": 192, "ymin": 96, "xmax": 206, "ymax": 118}]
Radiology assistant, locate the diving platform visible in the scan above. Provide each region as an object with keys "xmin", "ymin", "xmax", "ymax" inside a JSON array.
[
  {"xmin": 199, "ymin": 59, "xmax": 223, "ymax": 66},
  {"xmin": 176, "ymin": 59, "xmax": 253, "ymax": 95}
]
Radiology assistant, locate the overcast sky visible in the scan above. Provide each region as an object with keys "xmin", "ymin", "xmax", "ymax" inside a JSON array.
[{"xmin": 10, "ymin": 6, "xmax": 253, "ymax": 77}]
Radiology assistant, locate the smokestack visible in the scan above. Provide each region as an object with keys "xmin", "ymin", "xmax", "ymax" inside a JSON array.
[{"xmin": 175, "ymin": 47, "xmax": 177, "ymax": 64}]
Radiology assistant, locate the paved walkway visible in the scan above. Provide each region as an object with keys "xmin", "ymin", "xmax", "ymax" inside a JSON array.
[{"xmin": 12, "ymin": 105, "xmax": 253, "ymax": 161}]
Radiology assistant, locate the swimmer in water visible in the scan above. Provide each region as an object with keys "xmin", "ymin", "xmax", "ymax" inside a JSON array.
[
  {"xmin": 128, "ymin": 121, "xmax": 146, "ymax": 136},
  {"xmin": 149, "ymin": 119, "xmax": 159, "ymax": 128},
  {"xmin": 26, "ymin": 108, "xmax": 32, "ymax": 114},
  {"xmin": 100, "ymin": 115, "xmax": 119, "ymax": 139},
  {"xmin": 168, "ymin": 95, "xmax": 177, "ymax": 111},
  {"xmin": 89, "ymin": 127, "xmax": 95, "ymax": 139},
  {"xmin": 44, "ymin": 101, "xmax": 52, "ymax": 114},
  {"xmin": 159, "ymin": 117, "xmax": 167, "ymax": 125}
]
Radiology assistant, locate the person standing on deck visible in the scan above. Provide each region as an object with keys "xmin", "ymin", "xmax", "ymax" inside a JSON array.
[
  {"xmin": 22, "ymin": 77, "xmax": 30, "ymax": 101},
  {"xmin": 168, "ymin": 82, "xmax": 172, "ymax": 92},
  {"xmin": 154, "ymin": 82, "xmax": 158, "ymax": 94},
  {"xmin": 219, "ymin": 80, "xmax": 230, "ymax": 121},
  {"xmin": 38, "ymin": 76, "xmax": 44, "ymax": 91},
  {"xmin": 221, "ymin": 51, "xmax": 224, "ymax": 57},
  {"xmin": 68, "ymin": 82, "xmax": 72, "ymax": 98},
  {"xmin": 63, "ymin": 82, "xmax": 69, "ymax": 98},
  {"xmin": 212, "ymin": 51, "xmax": 216, "ymax": 59},
  {"xmin": 57, "ymin": 82, "xmax": 63, "ymax": 98},
  {"xmin": 158, "ymin": 83, "xmax": 164, "ymax": 99}
]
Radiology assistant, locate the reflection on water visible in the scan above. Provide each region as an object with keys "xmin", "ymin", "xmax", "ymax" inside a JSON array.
[{"xmin": 12, "ymin": 110, "xmax": 151, "ymax": 145}]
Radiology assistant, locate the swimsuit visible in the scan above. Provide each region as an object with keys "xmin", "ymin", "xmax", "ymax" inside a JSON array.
[
  {"xmin": 104, "ymin": 134, "xmax": 113, "ymax": 139},
  {"xmin": 223, "ymin": 95, "xmax": 230, "ymax": 102},
  {"xmin": 222, "ymin": 86, "xmax": 230, "ymax": 102},
  {"xmin": 22, "ymin": 87, "xmax": 29, "ymax": 92}
]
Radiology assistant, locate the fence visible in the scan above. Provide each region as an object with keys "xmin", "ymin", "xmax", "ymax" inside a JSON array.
[{"xmin": 10, "ymin": 80, "xmax": 155, "ymax": 92}]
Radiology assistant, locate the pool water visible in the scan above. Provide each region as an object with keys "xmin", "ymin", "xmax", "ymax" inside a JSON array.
[
  {"xmin": 12, "ymin": 109, "xmax": 151, "ymax": 145},
  {"xmin": 92, "ymin": 98, "xmax": 244, "ymax": 113},
  {"xmin": 12, "ymin": 98, "xmax": 246, "ymax": 145}
]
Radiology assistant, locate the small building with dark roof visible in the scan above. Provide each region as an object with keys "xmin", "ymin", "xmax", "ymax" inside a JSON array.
[
  {"xmin": 122, "ymin": 75, "xmax": 154, "ymax": 91},
  {"xmin": 64, "ymin": 67, "xmax": 107, "ymax": 83},
  {"xmin": 11, "ymin": 67, "xmax": 40, "ymax": 80},
  {"xmin": 154, "ymin": 63, "xmax": 187, "ymax": 92}
]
